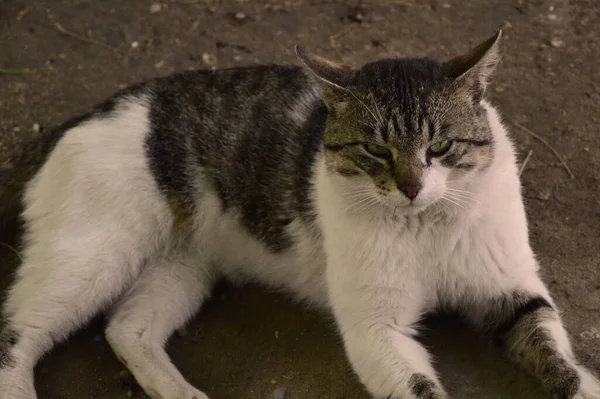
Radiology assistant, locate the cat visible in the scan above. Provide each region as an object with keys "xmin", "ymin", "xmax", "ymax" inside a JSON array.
[{"xmin": 0, "ymin": 29, "xmax": 599, "ymax": 399}]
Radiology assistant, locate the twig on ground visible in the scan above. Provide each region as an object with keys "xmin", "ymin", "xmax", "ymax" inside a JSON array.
[
  {"xmin": 514, "ymin": 123, "xmax": 575, "ymax": 179},
  {"xmin": 272, "ymin": 35, "xmax": 293, "ymax": 58},
  {"xmin": 0, "ymin": 68, "xmax": 32, "ymax": 75},
  {"xmin": 518, "ymin": 150, "xmax": 533, "ymax": 177},
  {"xmin": 55, "ymin": 22, "xmax": 116, "ymax": 51},
  {"xmin": 0, "ymin": 241, "xmax": 22, "ymax": 262}
]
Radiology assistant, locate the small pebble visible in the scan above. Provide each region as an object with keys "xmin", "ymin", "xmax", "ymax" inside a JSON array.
[
  {"xmin": 155, "ymin": 60, "xmax": 165, "ymax": 69},
  {"xmin": 273, "ymin": 386, "xmax": 287, "ymax": 399},
  {"xmin": 234, "ymin": 12, "xmax": 246, "ymax": 21},
  {"xmin": 131, "ymin": 41, "xmax": 139, "ymax": 49},
  {"xmin": 550, "ymin": 38, "xmax": 563, "ymax": 48},
  {"xmin": 32, "ymin": 123, "xmax": 40, "ymax": 133},
  {"xmin": 18, "ymin": 8, "xmax": 30, "ymax": 19},
  {"xmin": 13, "ymin": 126, "xmax": 21, "ymax": 132},
  {"xmin": 548, "ymin": 14, "xmax": 557, "ymax": 21},
  {"xmin": 548, "ymin": 5, "xmax": 555, "ymax": 11},
  {"xmin": 442, "ymin": 3, "xmax": 451, "ymax": 8},
  {"xmin": 233, "ymin": 55, "xmax": 242, "ymax": 62},
  {"xmin": 503, "ymin": 20, "xmax": 512, "ymax": 30},
  {"xmin": 201, "ymin": 53, "xmax": 216, "ymax": 66},
  {"xmin": 126, "ymin": 390, "xmax": 133, "ymax": 398},
  {"xmin": 150, "ymin": 3, "xmax": 162, "ymax": 13},
  {"xmin": 119, "ymin": 369, "xmax": 132, "ymax": 379}
]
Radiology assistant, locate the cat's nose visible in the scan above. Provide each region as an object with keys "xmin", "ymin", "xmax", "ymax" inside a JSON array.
[
  {"xmin": 398, "ymin": 185, "xmax": 422, "ymax": 200},
  {"xmin": 395, "ymin": 163, "xmax": 423, "ymax": 200}
]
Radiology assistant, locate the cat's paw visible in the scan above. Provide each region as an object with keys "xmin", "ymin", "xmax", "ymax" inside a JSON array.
[
  {"xmin": 573, "ymin": 367, "xmax": 600, "ymax": 399},
  {"xmin": 380, "ymin": 374, "xmax": 449, "ymax": 399}
]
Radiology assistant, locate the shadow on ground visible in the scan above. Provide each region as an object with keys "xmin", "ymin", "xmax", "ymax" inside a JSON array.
[{"xmin": 0, "ymin": 225, "xmax": 547, "ymax": 399}]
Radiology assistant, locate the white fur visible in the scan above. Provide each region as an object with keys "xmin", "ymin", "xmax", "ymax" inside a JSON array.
[{"xmin": 1, "ymin": 96, "xmax": 598, "ymax": 399}]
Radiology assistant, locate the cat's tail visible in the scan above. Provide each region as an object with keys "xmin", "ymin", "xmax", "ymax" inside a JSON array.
[{"xmin": 0, "ymin": 125, "xmax": 67, "ymax": 228}]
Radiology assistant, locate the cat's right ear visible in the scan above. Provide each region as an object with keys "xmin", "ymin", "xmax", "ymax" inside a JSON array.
[{"xmin": 295, "ymin": 45, "xmax": 355, "ymax": 89}]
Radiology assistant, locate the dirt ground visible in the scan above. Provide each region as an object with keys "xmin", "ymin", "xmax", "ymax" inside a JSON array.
[{"xmin": 0, "ymin": 0, "xmax": 599, "ymax": 398}]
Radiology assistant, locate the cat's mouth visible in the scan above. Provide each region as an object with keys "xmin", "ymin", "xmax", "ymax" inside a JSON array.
[{"xmin": 378, "ymin": 194, "xmax": 434, "ymax": 216}]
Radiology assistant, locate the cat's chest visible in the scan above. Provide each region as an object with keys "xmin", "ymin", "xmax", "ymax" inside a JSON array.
[
  {"xmin": 330, "ymin": 212, "xmax": 462, "ymax": 263},
  {"xmin": 321, "ymin": 212, "xmax": 476, "ymax": 296}
]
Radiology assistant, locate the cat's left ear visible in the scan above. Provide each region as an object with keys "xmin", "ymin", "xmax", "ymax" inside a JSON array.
[
  {"xmin": 443, "ymin": 30, "xmax": 502, "ymax": 102},
  {"xmin": 295, "ymin": 45, "xmax": 355, "ymax": 89}
]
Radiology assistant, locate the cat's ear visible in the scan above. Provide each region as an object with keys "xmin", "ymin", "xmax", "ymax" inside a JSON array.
[
  {"xmin": 295, "ymin": 45, "xmax": 355, "ymax": 89},
  {"xmin": 443, "ymin": 30, "xmax": 502, "ymax": 102}
]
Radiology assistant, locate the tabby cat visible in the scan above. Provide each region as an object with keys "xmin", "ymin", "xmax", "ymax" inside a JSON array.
[{"xmin": 0, "ymin": 30, "xmax": 598, "ymax": 399}]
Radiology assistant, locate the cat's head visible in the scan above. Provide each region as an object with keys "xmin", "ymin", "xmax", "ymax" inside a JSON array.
[{"xmin": 296, "ymin": 31, "xmax": 502, "ymax": 215}]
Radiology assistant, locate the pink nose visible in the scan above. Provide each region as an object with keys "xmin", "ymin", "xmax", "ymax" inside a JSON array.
[{"xmin": 399, "ymin": 185, "xmax": 422, "ymax": 200}]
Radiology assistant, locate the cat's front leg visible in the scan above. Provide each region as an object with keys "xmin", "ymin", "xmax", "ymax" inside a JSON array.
[
  {"xmin": 470, "ymin": 275, "xmax": 600, "ymax": 399},
  {"xmin": 327, "ymin": 260, "xmax": 447, "ymax": 399}
]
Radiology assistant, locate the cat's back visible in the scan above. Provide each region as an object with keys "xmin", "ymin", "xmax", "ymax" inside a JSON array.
[{"xmin": 145, "ymin": 64, "xmax": 327, "ymax": 244}]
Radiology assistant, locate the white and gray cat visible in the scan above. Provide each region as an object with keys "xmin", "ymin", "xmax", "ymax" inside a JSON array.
[{"xmin": 0, "ymin": 30, "xmax": 598, "ymax": 399}]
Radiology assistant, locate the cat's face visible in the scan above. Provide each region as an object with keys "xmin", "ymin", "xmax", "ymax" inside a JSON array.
[
  {"xmin": 320, "ymin": 73, "xmax": 495, "ymax": 214},
  {"xmin": 297, "ymin": 32, "xmax": 501, "ymax": 215}
]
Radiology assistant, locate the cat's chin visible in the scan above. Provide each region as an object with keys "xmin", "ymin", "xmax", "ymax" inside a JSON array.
[
  {"xmin": 396, "ymin": 203, "xmax": 431, "ymax": 216},
  {"xmin": 379, "ymin": 199, "xmax": 434, "ymax": 217}
]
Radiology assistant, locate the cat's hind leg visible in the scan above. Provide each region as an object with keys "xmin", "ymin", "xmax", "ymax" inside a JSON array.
[
  {"xmin": 0, "ymin": 97, "xmax": 173, "ymax": 398},
  {"xmin": 105, "ymin": 255, "xmax": 215, "ymax": 399},
  {"xmin": 0, "ymin": 216, "xmax": 154, "ymax": 399}
]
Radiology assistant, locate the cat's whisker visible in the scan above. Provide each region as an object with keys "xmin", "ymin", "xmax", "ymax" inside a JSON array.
[
  {"xmin": 444, "ymin": 194, "xmax": 479, "ymax": 206},
  {"xmin": 440, "ymin": 195, "xmax": 468, "ymax": 211},
  {"xmin": 360, "ymin": 201, "xmax": 381, "ymax": 219},
  {"xmin": 341, "ymin": 189, "xmax": 377, "ymax": 199},
  {"xmin": 444, "ymin": 191, "xmax": 477, "ymax": 201},
  {"xmin": 445, "ymin": 197, "xmax": 479, "ymax": 206},
  {"xmin": 341, "ymin": 193, "xmax": 378, "ymax": 205},
  {"xmin": 353, "ymin": 197, "xmax": 381, "ymax": 218},
  {"xmin": 344, "ymin": 195, "xmax": 372, "ymax": 210},
  {"xmin": 443, "ymin": 190, "xmax": 479, "ymax": 200},
  {"xmin": 344, "ymin": 88, "xmax": 382, "ymax": 128},
  {"xmin": 360, "ymin": 121, "xmax": 377, "ymax": 131},
  {"xmin": 353, "ymin": 197, "xmax": 380, "ymax": 215},
  {"xmin": 344, "ymin": 194, "xmax": 379, "ymax": 214},
  {"xmin": 444, "ymin": 187, "xmax": 476, "ymax": 194},
  {"xmin": 444, "ymin": 191, "xmax": 477, "ymax": 199},
  {"xmin": 368, "ymin": 89, "xmax": 385, "ymax": 126}
]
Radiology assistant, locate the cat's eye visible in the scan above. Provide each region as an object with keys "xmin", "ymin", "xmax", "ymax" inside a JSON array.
[
  {"xmin": 428, "ymin": 140, "xmax": 453, "ymax": 156},
  {"xmin": 364, "ymin": 144, "xmax": 391, "ymax": 158}
]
